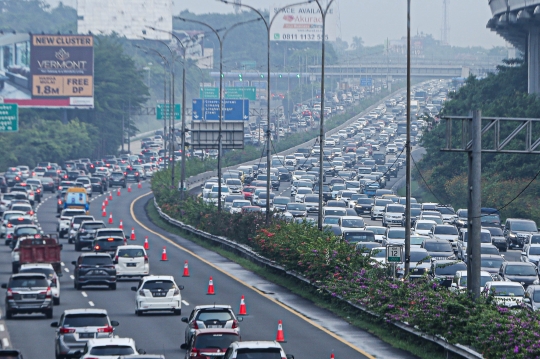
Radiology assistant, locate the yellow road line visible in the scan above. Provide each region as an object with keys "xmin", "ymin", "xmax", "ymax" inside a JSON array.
[{"xmin": 130, "ymin": 192, "xmax": 375, "ymax": 359}]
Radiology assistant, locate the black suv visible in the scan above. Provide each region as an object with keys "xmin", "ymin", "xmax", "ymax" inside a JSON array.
[
  {"xmin": 503, "ymin": 218, "xmax": 539, "ymax": 249},
  {"xmin": 429, "ymin": 260, "xmax": 467, "ymax": 288},
  {"xmin": 90, "ymin": 177, "xmax": 105, "ymax": 194},
  {"xmin": 4, "ymin": 168, "xmax": 22, "ymax": 187},
  {"xmin": 72, "ymin": 253, "xmax": 117, "ymax": 290},
  {"xmin": 92, "ymin": 228, "xmax": 126, "ymax": 256},
  {"xmin": 498, "ymin": 262, "xmax": 539, "ymax": 288},
  {"xmin": 0, "ymin": 176, "xmax": 7, "ymax": 193},
  {"xmin": 124, "ymin": 167, "xmax": 141, "ymax": 182},
  {"xmin": 109, "ymin": 172, "xmax": 126, "ymax": 188},
  {"xmin": 1, "ymin": 273, "xmax": 53, "ymax": 318},
  {"xmin": 74, "ymin": 221, "xmax": 107, "ymax": 251}
]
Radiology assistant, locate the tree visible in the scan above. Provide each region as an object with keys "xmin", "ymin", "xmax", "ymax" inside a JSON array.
[{"xmin": 0, "ymin": 0, "xmax": 76, "ymax": 33}]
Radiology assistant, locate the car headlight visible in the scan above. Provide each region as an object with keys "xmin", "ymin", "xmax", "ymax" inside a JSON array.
[
  {"xmin": 509, "ymin": 233, "xmax": 517, "ymax": 238},
  {"xmin": 447, "ymin": 254, "xmax": 456, "ymax": 260}
]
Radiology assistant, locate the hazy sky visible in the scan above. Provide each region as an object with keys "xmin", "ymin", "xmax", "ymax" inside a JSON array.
[{"xmin": 172, "ymin": 0, "xmax": 507, "ymax": 49}]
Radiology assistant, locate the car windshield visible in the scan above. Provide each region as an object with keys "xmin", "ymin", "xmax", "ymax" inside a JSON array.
[
  {"xmin": 486, "ymin": 227, "xmax": 504, "ymax": 236},
  {"xmin": 425, "ymin": 242, "xmax": 452, "ymax": 252},
  {"xmin": 491, "ymin": 285, "xmax": 525, "ymax": 297},
  {"xmin": 416, "ymin": 222, "xmax": 433, "ymax": 230},
  {"xmin": 388, "ymin": 229, "xmax": 405, "ymax": 239},
  {"xmin": 227, "ymin": 179, "xmax": 241, "ymax": 186},
  {"xmin": 324, "ymin": 209, "xmax": 346, "ymax": 216},
  {"xmin": 142, "ymin": 280, "xmax": 175, "ymax": 291},
  {"xmin": 89, "ymin": 346, "xmax": 135, "ymax": 355},
  {"xmin": 505, "ymin": 265, "xmax": 538, "ymax": 276},
  {"xmin": 513, "ymin": 221, "xmax": 537, "ymax": 232},
  {"xmin": 530, "ymin": 247, "xmax": 540, "ymax": 255},
  {"xmin": 437, "ymin": 207, "xmax": 455, "ymax": 215},
  {"xmin": 74, "ymin": 217, "xmax": 93, "ymax": 225},
  {"xmin": 194, "ymin": 333, "xmax": 238, "ymax": 349},
  {"xmin": 387, "ymin": 206, "xmax": 404, "ymax": 213},
  {"xmin": 458, "ymin": 210, "xmax": 468, "ymax": 219},
  {"xmin": 435, "ymin": 226, "xmax": 458, "ymax": 235},
  {"xmin": 343, "ymin": 232, "xmax": 375, "ymax": 243},
  {"xmin": 371, "ymin": 248, "xmax": 386, "ymax": 258},
  {"xmin": 117, "ymin": 248, "xmax": 144, "ymax": 257},
  {"xmin": 236, "ymin": 349, "xmax": 282, "ymax": 359},
  {"xmin": 481, "ymin": 215, "xmax": 500, "ymax": 224},
  {"xmin": 460, "ymin": 276, "xmax": 492, "ymax": 287},
  {"xmin": 81, "ymin": 256, "xmax": 113, "ymax": 265},
  {"xmin": 374, "ymin": 199, "xmax": 392, "ymax": 206},
  {"xmin": 341, "ymin": 218, "xmax": 365, "ymax": 228},
  {"xmin": 323, "ymin": 217, "xmax": 339, "ymax": 225},
  {"xmin": 435, "ymin": 262, "xmax": 466, "ymax": 275},
  {"xmin": 196, "ymin": 311, "xmax": 233, "ymax": 321},
  {"xmin": 233, "ymin": 201, "xmax": 250, "ymax": 208},
  {"xmin": 63, "ymin": 314, "xmax": 109, "ymax": 327},
  {"xmin": 8, "ymin": 218, "xmax": 32, "ymax": 225},
  {"xmin": 481, "ymin": 258, "xmax": 504, "ymax": 268},
  {"xmin": 97, "ymin": 230, "xmax": 124, "ymax": 237},
  {"xmin": 366, "ymin": 227, "xmax": 386, "ymax": 235},
  {"xmin": 16, "ymin": 227, "xmax": 38, "ymax": 235},
  {"xmin": 287, "ymin": 204, "xmax": 306, "ymax": 211},
  {"xmin": 531, "ymin": 235, "xmax": 540, "ymax": 244},
  {"xmin": 9, "ymin": 276, "xmax": 48, "ymax": 288},
  {"xmin": 19, "ymin": 267, "xmax": 55, "ymax": 280},
  {"xmin": 410, "ymin": 251, "xmax": 430, "ymax": 263},
  {"xmin": 533, "ymin": 291, "xmax": 540, "ymax": 302},
  {"xmin": 83, "ymin": 223, "xmax": 105, "ymax": 230},
  {"xmin": 357, "ymin": 199, "xmax": 373, "ymax": 205}
]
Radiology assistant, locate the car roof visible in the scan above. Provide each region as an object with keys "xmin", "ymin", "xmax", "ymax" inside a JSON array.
[
  {"xmin": 141, "ymin": 275, "xmax": 175, "ymax": 282},
  {"xmin": 194, "ymin": 328, "xmax": 240, "ymax": 336},
  {"xmin": 63, "ymin": 308, "xmax": 109, "ymax": 315},
  {"xmin": 19, "ymin": 263, "xmax": 55, "ymax": 270},
  {"xmin": 117, "ymin": 245, "xmax": 145, "ymax": 250},
  {"xmin": 194, "ymin": 304, "xmax": 232, "ymax": 310},
  {"xmin": 87, "ymin": 337, "xmax": 135, "ymax": 347},
  {"xmin": 79, "ymin": 252, "xmax": 113, "ymax": 257},
  {"xmin": 228, "ymin": 341, "xmax": 283, "ymax": 349}
]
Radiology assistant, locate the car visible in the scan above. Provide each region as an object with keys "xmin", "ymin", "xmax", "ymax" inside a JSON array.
[
  {"xmin": 124, "ymin": 167, "xmax": 141, "ymax": 183},
  {"xmin": 382, "ymin": 226, "xmax": 406, "ymax": 246},
  {"xmin": 1, "ymin": 273, "xmax": 53, "ymax": 319},
  {"xmin": 429, "ymin": 260, "xmax": 467, "ymax": 288},
  {"xmin": 230, "ymin": 199, "xmax": 252, "ymax": 214},
  {"xmin": 457, "ymin": 228, "xmax": 494, "ymax": 261},
  {"xmin": 482, "ymin": 281, "xmax": 526, "ymax": 308},
  {"xmin": 4, "ymin": 167, "xmax": 22, "ymax": 187},
  {"xmin": 51, "ymin": 308, "xmax": 120, "ymax": 359},
  {"xmin": 74, "ymin": 220, "xmax": 107, "ymax": 251},
  {"xmin": 498, "ymin": 261, "xmax": 539, "ymax": 288},
  {"xmin": 521, "ymin": 244, "xmax": 540, "ymax": 266},
  {"xmin": 57, "ymin": 208, "xmax": 87, "ymax": 238},
  {"xmin": 450, "ymin": 270, "xmax": 494, "ymax": 294},
  {"xmin": 221, "ymin": 341, "xmax": 294, "ymax": 359},
  {"xmin": 90, "ymin": 177, "xmax": 106, "ymax": 194},
  {"xmin": 180, "ymin": 328, "xmax": 240, "ymax": 357},
  {"xmin": 75, "ymin": 337, "xmax": 145, "ymax": 358},
  {"xmin": 131, "ymin": 275, "xmax": 183, "ymax": 316},
  {"xmin": 354, "ymin": 197, "xmax": 374, "ymax": 215},
  {"xmin": 524, "ymin": 285, "xmax": 540, "ymax": 311},
  {"xmin": 285, "ymin": 203, "xmax": 307, "ymax": 217},
  {"xmin": 109, "ymin": 171, "xmax": 127, "ymax": 188},
  {"xmin": 503, "ymin": 218, "xmax": 539, "ymax": 249},
  {"xmin": 480, "ymin": 253, "xmax": 506, "ymax": 277},
  {"xmin": 484, "ymin": 226, "xmax": 508, "ymax": 251},
  {"xmin": 397, "ymin": 248, "xmax": 431, "ymax": 278},
  {"xmin": 3, "ymin": 216, "xmax": 34, "ymax": 245},
  {"xmin": 92, "ymin": 228, "xmax": 126, "ymax": 255},
  {"xmin": 114, "ymin": 245, "xmax": 149, "ymax": 278},
  {"xmin": 75, "ymin": 177, "xmax": 93, "ymax": 197},
  {"xmin": 420, "ymin": 238, "xmax": 456, "ymax": 260},
  {"xmin": 68, "ymin": 215, "xmax": 95, "ymax": 243},
  {"xmin": 382, "ymin": 203, "xmax": 405, "ymax": 227},
  {"xmin": 182, "ymin": 305, "xmax": 242, "ymax": 346},
  {"xmin": 72, "ymin": 253, "xmax": 117, "ymax": 290},
  {"xmin": 19, "ymin": 263, "xmax": 61, "ymax": 305}
]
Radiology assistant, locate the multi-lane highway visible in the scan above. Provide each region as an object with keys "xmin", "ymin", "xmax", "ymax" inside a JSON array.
[{"xmin": 1, "ymin": 181, "xmax": 420, "ymax": 359}]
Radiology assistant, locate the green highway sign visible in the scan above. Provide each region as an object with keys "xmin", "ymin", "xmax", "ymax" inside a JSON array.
[
  {"xmin": 0, "ymin": 104, "xmax": 18, "ymax": 132},
  {"xmin": 386, "ymin": 245, "xmax": 403, "ymax": 263},
  {"xmin": 199, "ymin": 87, "xmax": 257, "ymax": 100},
  {"xmin": 156, "ymin": 104, "xmax": 181, "ymax": 120}
]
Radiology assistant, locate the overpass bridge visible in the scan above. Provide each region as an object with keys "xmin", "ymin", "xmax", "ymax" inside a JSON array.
[{"xmin": 488, "ymin": 0, "xmax": 540, "ymax": 93}]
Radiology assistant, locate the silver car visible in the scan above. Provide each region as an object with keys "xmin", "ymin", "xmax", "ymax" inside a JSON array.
[
  {"xmin": 2, "ymin": 273, "xmax": 53, "ymax": 319},
  {"xmin": 51, "ymin": 308, "xmax": 119, "ymax": 359},
  {"xmin": 181, "ymin": 305, "xmax": 242, "ymax": 345}
]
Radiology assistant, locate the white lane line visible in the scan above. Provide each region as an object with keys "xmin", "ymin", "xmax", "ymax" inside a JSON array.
[
  {"xmin": 2, "ymin": 338, "xmax": 9, "ymax": 348},
  {"xmin": 88, "ymin": 301, "xmax": 95, "ymax": 307},
  {"xmin": 61, "ymin": 262, "xmax": 65, "ymax": 267},
  {"xmin": 181, "ymin": 300, "xmax": 189, "ymax": 306},
  {"xmin": 64, "ymin": 267, "xmax": 69, "ymax": 273},
  {"xmin": 81, "ymin": 291, "xmax": 88, "ymax": 298},
  {"xmin": 70, "ymin": 275, "xmax": 75, "ymax": 280},
  {"xmin": 0, "ymin": 324, "xmax": 5, "ymax": 331}
]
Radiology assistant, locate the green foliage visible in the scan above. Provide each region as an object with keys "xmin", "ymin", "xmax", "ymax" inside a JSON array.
[
  {"xmin": 417, "ymin": 60, "xmax": 540, "ymax": 222},
  {"xmin": 0, "ymin": 0, "xmax": 76, "ymax": 33}
]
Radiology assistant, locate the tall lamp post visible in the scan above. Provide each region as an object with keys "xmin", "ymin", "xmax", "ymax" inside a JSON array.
[
  {"xmin": 219, "ymin": 0, "xmax": 314, "ymax": 223},
  {"xmin": 175, "ymin": 16, "xmax": 261, "ymax": 212},
  {"xmin": 314, "ymin": 0, "xmax": 336, "ymax": 231}
]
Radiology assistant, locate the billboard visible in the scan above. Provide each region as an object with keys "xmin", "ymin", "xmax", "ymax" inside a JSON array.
[
  {"xmin": 78, "ymin": 0, "xmax": 172, "ymax": 41},
  {"xmin": 270, "ymin": 2, "xmax": 338, "ymax": 42},
  {"xmin": 0, "ymin": 34, "xmax": 94, "ymax": 108}
]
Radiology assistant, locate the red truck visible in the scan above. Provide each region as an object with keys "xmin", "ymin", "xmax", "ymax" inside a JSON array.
[{"xmin": 15, "ymin": 235, "xmax": 62, "ymax": 274}]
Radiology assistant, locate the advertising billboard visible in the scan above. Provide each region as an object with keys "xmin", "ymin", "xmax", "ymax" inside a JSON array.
[
  {"xmin": 1, "ymin": 34, "xmax": 94, "ymax": 108},
  {"xmin": 270, "ymin": 2, "xmax": 338, "ymax": 42}
]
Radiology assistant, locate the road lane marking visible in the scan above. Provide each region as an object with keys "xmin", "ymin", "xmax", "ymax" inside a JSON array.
[
  {"xmin": 64, "ymin": 268, "xmax": 69, "ymax": 273},
  {"xmin": 181, "ymin": 300, "xmax": 189, "ymax": 306},
  {"xmin": 0, "ymin": 324, "xmax": 5, "ymax": 331},
  {"xmin": 81, "ymin": 292, "xmax": 88, "ymax": 298},
  {"xmin": 130, "ymin": 192, "xmax": 375, "ymax": 359},
  {"xmin": 88, "ymin": 301, "xmax": 95, "ymax": 307},
  {"xmin": 2, "ymin": 338, "xmax": 9, "ymax": 348},
  {"xmin": 70, "ymin": 275, "xmax": 75, "ymax": 280},
  {"xmin": 61, "ymin": 262, "xmax": 65, "ymax": 267}
]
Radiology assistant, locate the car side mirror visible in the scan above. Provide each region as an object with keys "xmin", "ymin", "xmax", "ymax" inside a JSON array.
[
  {"xmin": 50, "ymin": 321, "xmax": 59, "ymax": 327},
  {"xmin": 177, "ymin": 285, "xmax": 185, "ymax": 290},
  {"xmin": 55, "ymin": 214, "xmax": 60, "ymax": 218},
  {"xmin": 72, "ymin": 350, "xmax": 82, "ymax": 358},
  {"xmin": 521, "ymin": 252, "xmax": 526, "ymax": 256},
  {"xmin": 130, "ymin": 286, "xmax": 137, "ymax": 291},
  {"xmin": 181, "ymin": 317, "xmax": 188, "ymax": 323},
  {"xmin": 286, "ymin": 355, "xmax": 295, "ymax": 359},
  {"xmin": 71, "ymin": 261, "xmax": 77, "ymax": 266},
  {"xmin": 180, "ymin": 344, "xmax": 188, "ymax": 350},
  {"xmin": 1, "ymin": 284, "xmax": 7, "ymax": 289},
  {"xmin": 110, "ymin": 320, "xmax": 119, "ymax": 327},
  {"xmin": 125, "ymin": 236, "xmax": 129, "ymax": 240}
]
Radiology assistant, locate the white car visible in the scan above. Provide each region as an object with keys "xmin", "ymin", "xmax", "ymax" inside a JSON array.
[
  {"xmin": 75, "ymin": 177, "xmax": 93, "ymax": 197},
  {"xmin": 230, "ymin": 200, "xmax": 251, "ymax": 214},
  {"xmin": 131, "ymin": 275, "xmax": 184, "ymax": 316},
  {"xmin": 482, "ymin": 281, "xmax": 525, "ymax": 308},
  {"xmin": 114, "ymin": 245, "xmax": 149, "ymax": 278},
  {"xmin": 414, "ymin": 220, "xmax": 437, "ymax": 236},
  {"xmin": 0, "ymin": 193, "xmax": 18, "ymax": 214},
  {"xmin": 202, "ymin": 182, "xmax": 218, "ymax": 197},
  {"xmin": 0, "ymin": 210, "xmax": 25, "ymax": 238},
  {"xmin": 142, "ymin": 164, "xmax": 154, "ymax": 177},
  {"xmin": 370, "ymin": 246, "xmax": 387, "ymax": 265},
  {"xmin": 57, "ymin": 208, "xmax": 87, "ymax": 238},
  {"xmin": 95, "ymin": 167, "xmax": 111, "ymax": 177},
  {"xmin": 78, "ymin": 337, "xmax": 144, "ymax": 358},
  {"xmin": 294, "ymin": 188, "xmax": 313, "ymax": 203},
  {"xmin": 19, "ymin": 263, "xmax": 61, "ymax": 305},
  {"xmin": 365, "ymin": 225, "xmax": 386, "ymax": 243},
  {"xmin": 67, "ymin": 215, "xmax": 95, "ymax": 242}
]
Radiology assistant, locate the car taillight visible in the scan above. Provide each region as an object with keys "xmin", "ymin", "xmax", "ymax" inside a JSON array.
[
  {"xmin": 15, "ymin": 176, "xmax": 19, "ymax": 181},
  {"xmin": 138, "ymin": 289, "xmax": 146, "ymax": 297},
  {"xmin": 59, "ymin": 327, "xmax": 76, "ymax": 334},
  {"xmin": 189, "ymin": 349, "xmax": 201, "ymax": 357},
  {"xmin": 114, "ymin": 255, "xmax": 118, "ymax": 262},
  {"xmin": 190, "ymin": 322, "xmax": 198, "ymax": 329},
  {"xmin": 232, "ymin": 320, "xmax": 239, "ymax": 329},
  {"xmin": 97, "ymin": 326, "xmax": 113, "ymax": 333},
  {"xmin": 135, "ymin": 172, "xmax": 139, "ymax": 176},
  {"xmin": 173, "ymin": 287, "xmax": 180, "ymax": 296},
  {"xmin": 7, "ymin": 223, "xmax": 12, "ymax": 228},
  {"xmin": 51, "ymin": 278, "xmax": 57, "ymax": 287},
  {"xmin": 94, "ymin": 245, "xmax": 101, "ymax": 251},
  {"xmin": 28, "ymin": 211, "xmax": 34, "ymax": 215},
  {"xmin": 58, "ymin": 200, "xmax": 62, "ymax": 205},
  {"xmin": 144, "ymin": 255, "xmax": 148, "ymax": 264},
  {"xmin": 6, "ymin": 289, "xmax": 13, "ymax": 299}
]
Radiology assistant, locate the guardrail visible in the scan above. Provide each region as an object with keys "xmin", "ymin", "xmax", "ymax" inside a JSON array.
[{"xmin": 152, "ymin": 197, "xmax": 483, "ymax": 359}]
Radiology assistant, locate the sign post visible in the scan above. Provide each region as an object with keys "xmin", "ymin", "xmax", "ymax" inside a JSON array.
[
  {"xmin": 0, "ymin": 104, "xmax": 18, "ymax": 132},
  {"xmin": 156, "ymin": 104, "xmax": 181, "ymax": 120},
  {"xmin": 386, "ymin": 245, "xmax": 403, "ymax": 280},
  {"xmin": 199, "ymin": 87, "xmax": 256, "ymax": 100},
  {"xmin": 192, "ymin": 99, "xmax": 249, "ymax": 121}
]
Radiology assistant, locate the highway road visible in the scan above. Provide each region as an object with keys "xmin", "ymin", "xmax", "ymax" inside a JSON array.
[{"xmin": 0, "ymin": 182, "xmax": 420, "ymax": 359}]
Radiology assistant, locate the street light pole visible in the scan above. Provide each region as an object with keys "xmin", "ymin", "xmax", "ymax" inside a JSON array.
[
  {"xmin": 404, "ymin": 0, "xmax": 412, "ymax": 277},
  {"xmin": 176, "ymin": 16, "xmax": 261, "ymax": 212},
  {"xmin": 315, "ymin": 0, "xmax": 336, "ymax": 231},
  {"xmin": 219, "ymin": 0, "xmax": 314, "ymax": 224}
]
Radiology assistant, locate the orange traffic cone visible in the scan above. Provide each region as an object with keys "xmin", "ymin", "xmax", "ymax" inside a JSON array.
[
  {"xmin": 239, "ymin": 295, "xmax": 247, "ymax": 315},
  {"xmin": 137, "ymin": 182, "xmax": 142, "ymax": 189},
  {"xmin": 330, "ymin": 354, "xmax": 335, "ymax": 359},
  {"xmin": 160, "ymin": 246, "xmax": 168, "ymax": 261},
  {"xmin": 128, "ymin": 184, "xmax": 132, "ymax": 193},
  {"xmin": 117, "ymin": 187, "xmax": 121, "ymax": 196},
  {"xmin": 207, "ymin": 276, "xmax": 215, "ymax": 295},
  {"xmin": 101, "ymin": 201, "xmax": 105, "ymax": 210},
  {"xmin": 275, "ymin": 320, "xmax": 286, "ymax": 342},
  {"xmin": 104, "ymin": 197, "xmax": 109, "ymax": 206},
  {"xmin": 182, "ymin": 260, "xmax": 190, "ymax": 277},
  {"xmin": 109, "ymin": 191, "xmax": 113, "ymax": 200},
  {"xmin": 102, "ymin": 207, "xmax": 107, "ymax": 217},
  {"xmin": 144, "ymin": 236, "xmax": 149, "ymax": 250},
  {"xmin": 130, "ymin": 227, "xmax": 136, "ymax": 240},
  {"xmin": 119, "ymin": 220, "xmax": 123, "ymax": 229},
  {"xmin": 108, "ymin": 213, "xmax": 113, "ymax": 224}
]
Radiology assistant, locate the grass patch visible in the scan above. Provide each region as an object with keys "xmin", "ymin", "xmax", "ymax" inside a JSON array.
[
  {"xmin": 397, "ymin": 179, "xmax": 440, "ymax": 203},
  {"xmin": 145, "ymin": 200, "xmax": 450, "ymax": 359}
]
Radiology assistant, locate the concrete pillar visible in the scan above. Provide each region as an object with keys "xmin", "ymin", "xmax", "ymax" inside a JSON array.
[{"xmin": 528, "ymin": 27, "xmax": 540, "ymax": 94}]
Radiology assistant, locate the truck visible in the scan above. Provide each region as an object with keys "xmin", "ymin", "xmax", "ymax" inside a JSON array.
[
  {"xmin": 63, "ymin": 187, "xmax": 89, "ymax": 214},
  {"xmin": 16, "ymin": 235, "xmax": 62, "ymax": 274}
]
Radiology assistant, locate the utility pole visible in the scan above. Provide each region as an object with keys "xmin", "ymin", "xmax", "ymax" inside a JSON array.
[
  {"xmin": 467, "ymin": 110, "xmax": 482, "ymax": 299},
  {"xmin": 404, "ymin": 0, "xmax": 412, "ymax": 277}
]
